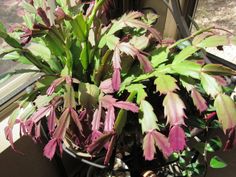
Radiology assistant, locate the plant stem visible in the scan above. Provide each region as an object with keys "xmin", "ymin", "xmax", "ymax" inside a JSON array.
[
  {"xmin": 168, "ymin": 27, "xmax": 214, "ymax": 49},
  {"xmin": 114, "ymin": 91, "xmax": 137, "ymax": 135},
  {"xmin": 87, "ymin": 0, "xmax": 106, "ymax": 28},
  {"xmin": 94, "ymin": 50, "xmax": 112, "ymax": 84}
]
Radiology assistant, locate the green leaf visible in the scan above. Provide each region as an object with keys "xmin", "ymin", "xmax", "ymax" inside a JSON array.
[
  {"xmin": 210, "ymin": 156, "xmax": 227, "ymax": 169},
  {"xmin": 2, "ymin": 51, "xmax": 31, "ymax": 64},
  {"xmin": 172, "ymin": 61, "xmax": 201, "ymax": 79},
  {"xmin": 99, "ymin": 34, "xmax": 119, "ymax": 50},
  {"xmin": 126, "ymin": 84, "xmax": 147, "ymax": 104},
  {"xmin": 201, "ymin": 73, "xmax": 222, "ymax": 97},
  {"xmin": 205, "ymin": 137, "xmax": 222, "ymax": 152},
  {"xmin": 44, "ymin": 31, "xmax": 65, "ymax": 56},
  {"xmin": 27, "ymin": 42, "xmax": 61, "ymax": 72},
  {"xmin": 80, "ymin": 43, "xmax": 89, "ymax": 70},
  {"xmin": 130, "ymin": 35, "xmax": 149, "ymax": 50},
  {"xmin": 139, "ymin": 100, "xmax": 159, "ymax": 134},
  {"xmin": 78, "ymin": 82, "xmax": 99, "ymax": 108},
  {"xmin": 151, "ymin": 47, "xmax": 169, "ymax": 67},
  {"xmin": 34, "ymin": 95, "xmax": 55, "ymax": 108},
  {"xmin": 0, "ymin": 21, "xmax": 7, "ymax": 38},
  {"xmin": 21, "ymin": 0, "xmax": 37, "ymax": 14},
  {"xmin": 70, "ymin": 13, "xmax": 87, "ymax": 42},
  {"xmin": 202, "ymin": 64, "xmax": 236, "ymax": 75},
  {"xmin": 214, "ymin": 94, "xmax": 236, "ymax": 132},
  {"xmin": 0, "ymin": 21, "xmax": 21, "ymax": 48},
  {"xmin": 173, "ymin": 45, "xmax": 199, "ymax": 64},
  {"xmin": 197, "ymin": 35, "xmax": 230, "ymax": 48},
  {"xmin": 154, "ymin": 74, "xmax": 179, "ymax": 94}
]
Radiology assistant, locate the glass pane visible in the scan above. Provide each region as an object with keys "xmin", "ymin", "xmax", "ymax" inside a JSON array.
[{"xmin": 194, "ymin": 0, "xmax": 236, "ymax": 64}]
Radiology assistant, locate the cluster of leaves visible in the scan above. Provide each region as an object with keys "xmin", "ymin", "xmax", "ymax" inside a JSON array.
[{"xmin": 1, "ymin": 0, "xmax": 236, "ymax": 176}]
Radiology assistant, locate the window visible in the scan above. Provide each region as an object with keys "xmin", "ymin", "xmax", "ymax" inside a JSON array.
[{"xmin": 193, "ymin": 0, "xmax": 236, "ymax": 65}]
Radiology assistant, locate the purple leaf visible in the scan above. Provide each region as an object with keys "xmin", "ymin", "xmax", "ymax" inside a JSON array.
[
  {"xmin": 37, "ymin": 7, "xmax": 51, "ymax": 27},
  {"xmin": 87, "ymin": 132, "xmax": 114, "ymax": 155},
  {"xmin": 169, "ymin": 125, "xmax": 186, "ymax": 152}
]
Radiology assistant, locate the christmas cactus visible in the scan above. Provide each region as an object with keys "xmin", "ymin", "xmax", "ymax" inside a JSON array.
[{"xmin": 1, "ymin": 0, "xmax": 236, "ymax": 176}]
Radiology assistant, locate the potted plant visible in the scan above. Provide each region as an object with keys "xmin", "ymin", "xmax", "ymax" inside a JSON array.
[{"xmin": 1, "ymin": 0, "xmax": 236, "ymax": 176}]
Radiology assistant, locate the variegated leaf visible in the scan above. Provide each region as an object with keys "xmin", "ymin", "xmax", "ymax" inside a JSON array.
[
  {"xmin": 202, "ymin": 64, "xmax": 236, "ymax": 76},
  {"xmin": 201, "ymin": 73, "xmax": 222, "ymax": 98},
  {"xmin": 191, "ymin": 88, "xmax": 208, "ymax": 113},
  {"xmin": 154, "ymin": 75, "xmax": 179, "ymax": 94},
  {"xmin": 163, "ymin": 92, "xmax": 186, "ymax": 126},
  {"xmin": 214, "ymin": 94, "xmax": 236, "ymax": 133},
  {"xmin": 139, "ymin": 100, "xmax": 159, "ymax": 133}
]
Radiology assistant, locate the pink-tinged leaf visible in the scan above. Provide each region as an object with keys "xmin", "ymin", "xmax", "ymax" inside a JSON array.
[
  {"xmin": 70, "ymin": 108, "xmax": 83, "ymax": 132},
  {"xmin": 35, "ymin": 122, "xmax": 41, "ymax": 140},
  {"xmin": 92, "ymin": 103, "xmax": 102, "ymax": 131},
  {"xmin": 4, "ymin": 126, "xmax": 15, "ymax": 150},
  {"xmin": 205, "ymin": 112, "xmax": 216, "ymax": 120},
  {"xmin": 99, "ymin": 78, "xmax": 114, "ymax": 94},
  {"xmin": 139, "ymin": 100, "xmax": 159, "ymax": 134},
  {"xmin": 53, "ymin": 108, "xmax": 70, "ymax": 139},
  {"xmin": 91, "ymin": 130, "xmax": 103, "ymax": 142},
  {"xmin": 100, "ymin": 95, "xmax": 117, "ymax": 109},
  {"xmin": 43, "ymin": 138, "xmax": 57, "ymax": 160},
  {"xmin": 47, "ymin": 77, "xmax": 65, "ymax": 96},
  {"xmin": 148, "ymin": 27, "xmax": 162, "ymax": 42},
  {"xmin": 169, "ymin": 125, "xmax": 186, "ymax": 152},
  {"xmin": 202, "ymin": 63, "xmax": 236, "ymax": 76},
  {"xmin": 117, "ymin": 42, "xmax": 138, "ymax": 58},
  {"xmin": 30, "ymin": 106, "xmax": 51, "ymax": 123},
  {"xmin": 136, "ymin": 53, "xmax": 153, "ymax": 73},
  {"xmin": 120, "ymin": 12, "xmax": 161, "ymax": 42},
  {"xmin": 112, "ymin": 47, "xmax": 121, "ymax": 69},
  {"xmin": 87, "ymin": 132, "xmax": 114, "ymax": 155},
  {"xmin": 54, "ymin": 6, "xmax": 67, "ymax": 21},
  {"xmin": 213, "ymin": 76, "xmax": 227, "ymax": 87},
  {"xmin": 112, "ymin": 68, "xmax": 121, "ymax": 91},
  {"xmin": 154, "ymin": 75, "xmax": 179, "ymax": 94},
  {"xmin": 214, "ymin": 94, "xmax": 236, "ymax": 133},
  {"xmin": 48, "ymin": 107, "xmax": 57, "ymax": 136},
  {"xmin": 114, "ymin": 101, "xmax": 139, "ymax": 113},
  {"xmin": 191, "ymin": 88, "xmax": 208, "ymax": 113},
  {"xmin": 104, "ymin": 107, "xmax": 115, "ymax": 132},
  {"xmin": 163, "ymin": 92, "xmax": 186, "ymax": 126},
  {"xmin": 85, "ymin": 1, "xmax": 95, "ymax": 16},
  {"xmin": 201, "ymin": 73, "xmax": 222, "ymax": 98},
  {"xmin": 143, "ymin": 131, "xmax": 156, "ymax": 160},
  {"xmin": 152, "ymin": 131, "xmax": 173, "ymax": 158}
]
